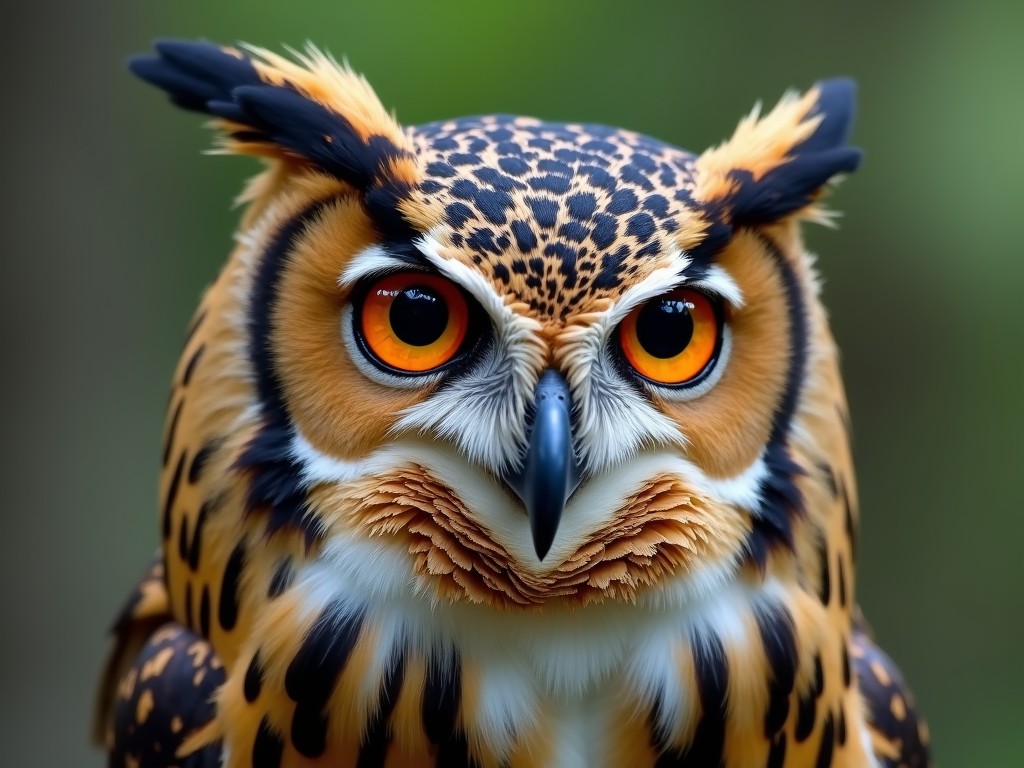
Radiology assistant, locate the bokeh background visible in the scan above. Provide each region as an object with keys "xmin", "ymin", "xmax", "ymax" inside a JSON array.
[{"xmin": 4, "ymin": 1, "xmax": 1021, "ymax": 765}]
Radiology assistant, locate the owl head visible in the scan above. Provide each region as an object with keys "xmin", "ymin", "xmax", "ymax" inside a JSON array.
[{"xmin": 135, "ymin": 42, "xmax": 860, "ymax": 613}]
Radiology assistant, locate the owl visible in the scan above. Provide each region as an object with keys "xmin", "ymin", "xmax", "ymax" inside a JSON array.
[{"xmin": 94, "ymin": 40, "xmax": 931, "ymax": 768}]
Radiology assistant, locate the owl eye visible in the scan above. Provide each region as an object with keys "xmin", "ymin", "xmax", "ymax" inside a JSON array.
[
  {"xmin": 618, "ymin": 288, "xmax": 722, "ymax": 386},
  {"xmin": 356, "ymin": 272, "xmax": 471, "ymax": 373}
]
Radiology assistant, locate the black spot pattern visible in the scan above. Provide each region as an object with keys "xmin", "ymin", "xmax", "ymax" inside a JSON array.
[
  {"xmin": 405, "ymin": 83, "xmax": 858, "ymax": 318},
  {"xmin": 408, "ymin": 116, "xmax": 703, "ymax": 317},
  {"xmin": 108, "ymin": 624, "xmax": 225, "ymax": 768},
  {"xmin": 853, "ymin": 629, "xmax": 932, "ymax": 767}
]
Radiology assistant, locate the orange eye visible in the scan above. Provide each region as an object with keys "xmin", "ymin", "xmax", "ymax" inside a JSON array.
[
  {"xmin": 618, "ymin": 288, "xmax": 721, "ymax": 386},
  {"xmin": 358, "ymin": 272, "xmax": 470, "ymax": 373}
]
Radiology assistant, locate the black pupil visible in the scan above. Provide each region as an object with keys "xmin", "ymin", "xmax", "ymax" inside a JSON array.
[
  {"xmin": 388, "ymin": 286, "xmax": 449, "ymax": 346},
  {"xmin": 636, "ymin": 298, "xmax": 694, "ymax": 359}
]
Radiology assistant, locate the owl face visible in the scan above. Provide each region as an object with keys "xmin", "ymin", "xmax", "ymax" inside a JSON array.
[{"xmin": 136, "ymin": 43, "xmax": 860, "ymax": 612}]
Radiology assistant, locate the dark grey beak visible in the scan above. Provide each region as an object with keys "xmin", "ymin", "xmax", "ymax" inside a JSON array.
[{"xmin": 502, "ymin": 369, "xmax": 582, "ymax": 560}]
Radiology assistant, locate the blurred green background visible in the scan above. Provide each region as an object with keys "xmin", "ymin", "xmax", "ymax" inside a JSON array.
[{"xmin": 4, "ymin": 1, "xmax": 1021, "ymax": 765}]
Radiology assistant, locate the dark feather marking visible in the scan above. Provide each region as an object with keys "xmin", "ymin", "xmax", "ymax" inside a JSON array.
[
  {"xmin": 422, "ymin": 649, "xmax": 461, "ymax": 745},
  {"xmin": 285, "ymin": 603, "xmax": 366, "ymax": 757},
  {"xmin": 130, "ymin": 41, "xmax": 416, "ymax": 236},
  {"xmin": 817, "ymin": 461, "xmax": 838, "ymax": 499},
  {"xmin": 184, "ymin": 582, "xmax": 194, "ymax": 630},
  {"xmin": 356, "ymin": 648, "xmax": 407, "ymax": 768},
  {"xmin": 187, "ymin": 500, "xmax": 213, "ymax": 571},
  {"xmin": 235, "ymin": 199, "xmax": 336, "ymax": 543},
  {"xmin": 853, "ymin": 629, "xmax": 932, "ymax": 766},
  {"xmin": 817, "ymin": 537, "xmax": 832, "ymax": 605},
  {"xmin": 268, "ymin": 558, "xmax": 294, "ymax": 598},
  {"xmin": 163, "ymin": 452, "xmax": 186, "ymax": 540},
  {"xmin": 218, "ymin": 540, "xmax": 246, "ymax": 631},
  {"xmin": 655, "ymin": 633, "xmax": 728, "ymax": 766},
  {"xmin": 107, "ymin": 625, "xmax": 225, "ymax": 768},
  {"xmin": 291, "ymin": 700, "xmax": 330, "ymax": 758},
  {"xmin": 188, "ymin": 440, "xmax": 221, "ymax": 484},
  {"xmin": 814, "ymin": 711, "xmax": 835, "ymax": 768},
  {"xmin": 743, "ymin": 233, "xmax": 811, "ymax": 567},
  {"xmin": 244, "ymin": 650, "xmax": 263, "ymax": 703},
  {"xmin": 182, "ymin": 307, "xmax": 207, "ymax": 349},
  {"xmin": 728, "ymin": 80, "xmax": 861, "ymax": 226},
  {"xmin": 838, "ymin": 555, "xmax": 848, "ymax": 607},
  {"xmin": 162, "ymin": 399, "xmax": 184, "ymax": 468},
  {"xmin": 842, "ymin": 641, "xmax": 851, "ymax": 688},
  {"xmin": 843, "ymin": 478, "xmax": 858, "ymax": 561},
  {"xmin": 177, "ymin": 513, "xmax": 191, "ymax": 563},
  {"xmin": 434, "ymin": 732, "xmax": 477, "ymax": 768},
  {"xmin": 754, "ymin": 601, "xmax": 798, "ymax": 738},
  {"xmin": 794, "ymin": 684, "xmax": 817, "ymax": 743},
  {"xmin": 691, "ymin": 84, "xmax": 860, "ymax": 563},
  {"xmin": 253, "ymin": 717, "xmax": 284, "ymax": 768},
  {"xmin": 199, "ymin": 586, "xmax": 211, "ymax": 638},
  {"xmin": 767, "ymin": 733, "xmax": 787, "ymax": 768},
  {"xmin": 686, "ymin": 632, "xmax": 728, "ymax": 766},
  {"xmin": 182, "ymin": 343, "xmax": 205, "ymax": 386},
  {"xmin": 812, "ymin": 652, "xmax": 825, "ymax": 698},
  {"xmin": 130, "ymin": 40, "xmax": 263, "ymax": 112}
]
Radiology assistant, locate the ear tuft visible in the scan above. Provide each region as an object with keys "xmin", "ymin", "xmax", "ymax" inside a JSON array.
[
  {"xmin": 128, "ymin": 40, "xmax": 263, "ymax": 115},
  {"xmin": 128, "ymin": 39, "xmax": 419, "ymax": 214},
  {"xmin": 693, "ymin": 80, "xmax": 862, "ymax": 228}
]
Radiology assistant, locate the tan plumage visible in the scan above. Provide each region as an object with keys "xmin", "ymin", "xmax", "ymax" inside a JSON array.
[{"xmin": 95, "ymin": 40, "xmax": 930, "ymax": 767}]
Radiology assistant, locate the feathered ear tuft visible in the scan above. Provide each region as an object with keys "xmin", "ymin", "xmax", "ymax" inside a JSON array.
[
  {"xmin": 693, "ymin": 79, "xmax": 862, "ymax": 228},
  {"xmin": 129, "ymin": 40, "xmax": 419, "ymax": 231}
]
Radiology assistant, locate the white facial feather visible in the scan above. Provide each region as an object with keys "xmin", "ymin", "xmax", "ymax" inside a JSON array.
[
  {"xmin": 338, "ymin": 243, "xmax": 409, "ymax": 286},
  {"xmin": 392, "ymin": 232, "xmax": 547, "ymax": 472},
  {"xmin": 557, "ymin": 249, "xmax": 699, "ymax": 472}
]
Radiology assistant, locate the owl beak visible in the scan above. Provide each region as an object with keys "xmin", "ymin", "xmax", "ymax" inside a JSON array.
[{"xmin": 502, "ymin": 369, "xmax": 582, "ymax": 561}]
